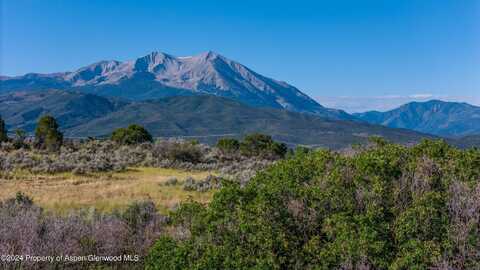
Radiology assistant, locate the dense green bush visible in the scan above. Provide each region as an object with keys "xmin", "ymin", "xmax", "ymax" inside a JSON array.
[
  {"xmin": 13, "ymin": 129, "xmax": 28, "ymax": 149},
  {"xmin": 147, "ymin": 140, "xmax": 480, "ymax": 269},
  {"xmin": 240, "ymin": 133, "xmax": 287, "ymax": 159},
  {"xmin": 0, "ymin": 115, "xmax": 8, "ymax": 143},
  {"xmin": 216, "ymin": 138, "xmax": 240, "ymax": 154},
  {"xmin": 216, "ymin": 135, "xmax": 289, "ymax": 162},
  {"xmin": 164, "ymin": 140, "xmax": 204, "ymax": 163},
  {"xmin": 34, "ymin": 115, "xmax": 63, "ymax": 151},
  {"xmin": 111, "ymin": 124, "xmax": 153, "ymax": 145}
]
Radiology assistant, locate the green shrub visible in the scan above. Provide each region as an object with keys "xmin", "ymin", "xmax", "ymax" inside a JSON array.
[
  {"xmin": 146, "ymin": 236, "xmax": 188, "ymax": 270},
  {"xmin": 270, "ymin": 141, "xmax": 288, "ymax": 157},
  {"xmin": 294, "ymin": 145, "xmax": 311, "ymax": 154},
  {"xmin": 111, "ymin": 124, "xmax": 153, "ymax": 145},
  {"xmin": 14, "ymin": 191, "xmax": 34, "ymax": 206},
  {"xmin": 390, "ymin": 240, "xmax": 442, "ymax": 270},
  {"xmin": 189, "ymin": 139, "xmax": 200, "ymax": 145},
  {"xmin": 147, "ymin": 140, "xmax": 480, "ymax": 269},
  {"xmin": 13, "ymin": 129, "xmax": 28, "ymax": 149},
  {"xmin": 216, "ymin": 138, "xmax": 240, "ymax": 154},
  {"xmin": 34, "ymin": 115, "xmax": 63, "ymax": 151},
  {"xmin": 240, "ymin": 133, "xmax": 287, "ymax": 158},
  {"xmin": 166, "ymin": 142, "xmax": 203, "ymax": 163}
]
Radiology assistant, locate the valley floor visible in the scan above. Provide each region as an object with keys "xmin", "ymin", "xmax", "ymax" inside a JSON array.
[{"xmin": 0, "ymin": 167, "xmax": 215, "ymax": 214}]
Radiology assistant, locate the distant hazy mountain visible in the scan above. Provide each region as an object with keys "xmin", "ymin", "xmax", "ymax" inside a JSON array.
[
  {"xmin": 354, "ymin": 100, "xmax": 480, "ymax": 137},
  {"xmin": 0, "ymin": 51, "xmax": 353, "ymax": 120},
  {"xmin": 0, "ymin": 90, "xmax": 435, "ymax": 149},
  {"xmin": 449, "ymin": 135, "xmax": 480, "ymax": 149}
]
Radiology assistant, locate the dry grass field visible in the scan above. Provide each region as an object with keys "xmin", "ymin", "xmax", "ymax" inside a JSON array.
[{"xmin": 0, "ymin": 167, "xmax": 216, "ymax": 214}]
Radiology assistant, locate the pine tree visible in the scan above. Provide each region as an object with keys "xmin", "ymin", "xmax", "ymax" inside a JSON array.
[
  {"xmin": 34, "ymin": 115, "xmax": 63, "ymax": 151},
  {"xmin": 0, "ymin": 115, "xmax": 8, "ymax": 143}
]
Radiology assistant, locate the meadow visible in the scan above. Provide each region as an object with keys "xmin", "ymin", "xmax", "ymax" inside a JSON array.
[
  {"xmin": 0, "ymin": 133, "xmax": 280, "ymax": 269},
  {"xmin": 0, "ymin": 167, "xmax": 215, "ymax": 214}
]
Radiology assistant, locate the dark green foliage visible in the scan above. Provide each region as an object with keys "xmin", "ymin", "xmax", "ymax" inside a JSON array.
[
  {"xmin": 216, "ymin": 138, "xmax": 240, "ymax": 154},
  {"xmin": 111, "ymin": 124, "xmax": 153, "ymax": 145},
  {"xmin": 270, "ymin": 140, "xmax": 288, "ymax": 157},
  {"xmin": 14, "ymin": 191, "xmax": 34, "ymax": 206},
  {"xmin": 240, "ymin": 133, "xmax": 287, "ymax": 158},
  {"xmin": 216, "ymin": 135, "xmax": 287, "ymax": 160},
  {"xmin": 147, "ymin": 140, "xmax": 480, "ymax": 269},
  {"xmin": 294, "ymin": 145, "xmax": 311, "ymax": 154},
  {"xmin": 34, "ymin": 115, "xmax": 63, "ymax": 151},
  {"xmin": 240, "ymin": 133, "xmax": 273, "ymax": 156},
  {"xmin": 0, "ymin": 115, "xmax": 7, "ymax": 143},
  {"xmin": 189, "ymin": 139, "xmax": 200, "ymax": 145},
  {"xmin": 166, "ymin": 141, "xmax": 203, "ymax": 163},
  {"xmin": 146, "ymin": 237, "xmax": 189, "ymax": 270},
  {"xmin": 13, "ymin": 129, "xmax": 28, "ymax": 149}
]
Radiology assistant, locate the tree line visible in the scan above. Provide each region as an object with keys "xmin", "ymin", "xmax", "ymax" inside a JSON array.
[
  {"xmin": 0, "ymin": 115, "xmax": 288, "ymax": 159},
  {"xmin": 0, "ymin": 115, "xmax": 62, "ymax": 151}
]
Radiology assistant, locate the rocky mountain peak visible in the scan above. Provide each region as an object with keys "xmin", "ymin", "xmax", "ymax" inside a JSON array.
[{"xmin": 0, "ymin": 50, "xmax": 354, "ymax": 120}]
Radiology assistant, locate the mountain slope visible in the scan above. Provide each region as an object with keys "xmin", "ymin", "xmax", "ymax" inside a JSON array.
[
  {"xmin": 0, "ymin": 90, "xmax": 126, "ymax": 132},
  {"xmin": 354, "ymin": 100, "xmax": 480, "ymax": 137},
  {"xmin": 0, "ymin": 51, "xmax": 354, "ymax": 120},
  {"xmin": 0, "ymin": 90, "xmax": 435, "ymax": 149},
  {"xmin": 448, "ymin": 135, "xmax": 480, "ymax": 149}
]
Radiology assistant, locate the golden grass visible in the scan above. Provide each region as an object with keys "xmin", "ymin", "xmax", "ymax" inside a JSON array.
[{"xmin": 0, "ymin": 167, "xmax": 216, "ymax": 214}]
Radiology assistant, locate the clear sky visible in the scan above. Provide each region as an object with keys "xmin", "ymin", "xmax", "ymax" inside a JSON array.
[{"xmin": 1, "ymin": 0, "xmax": 479, "ymax": 111}]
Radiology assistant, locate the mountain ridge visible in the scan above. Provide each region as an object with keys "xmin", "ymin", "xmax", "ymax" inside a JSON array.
[
  {"xmin": 0, "ymin": 90, "xmax": 439, "ymax": 149},
  {"xmin": 3, "ymin": 52, "xmax": 479, "ymax": 138},
  {"xmin": 0, "ymin": 51, "xmax": 354, "ymax": 120},
  {"xmin": 354, "ymin": 99, "xmax": 480, "ymax": 137}
]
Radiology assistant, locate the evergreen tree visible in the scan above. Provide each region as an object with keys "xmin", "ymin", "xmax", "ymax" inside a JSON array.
[
  {"xmin": 0, "ymin": 115, "xmax": 7, "ymax": 143},
  {"xmin": 13, "ymin": 129, "xmax": 28, "ymax": 149},
  {"xmin": 34, "ymin": 115, "xmax": 63, "ymax": 151}
]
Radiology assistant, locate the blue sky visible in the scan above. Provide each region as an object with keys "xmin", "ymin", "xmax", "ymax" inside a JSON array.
[{"xmin": 1, "ymin": 0, "xmax": 479, "ymax": 111}]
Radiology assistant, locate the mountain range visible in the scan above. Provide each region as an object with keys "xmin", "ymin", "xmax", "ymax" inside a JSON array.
[
  {"xmin": 0, "ymin": 51, "xmax": 353, "ymax": 120},
  {"xmin": 354, "ymin": 100, "xmax": 480, "ymax": 137},
  {"xmin": 1, "ymin": 51, "xmax": 479, "ymax": 145},
  {"xmin": 0, "ymin": 90, "xmax": 438, "ymax": 149}
]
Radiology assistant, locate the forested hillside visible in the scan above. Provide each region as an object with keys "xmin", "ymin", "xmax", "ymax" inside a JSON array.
[{"xmin": 0, "ymin": 91, "xmax": 436, "ymax": 148}]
